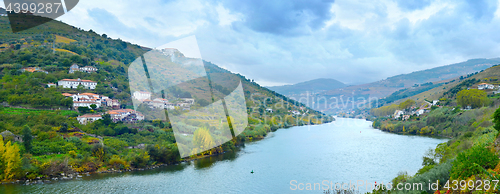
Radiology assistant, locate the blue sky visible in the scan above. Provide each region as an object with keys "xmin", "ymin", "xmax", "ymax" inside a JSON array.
[{"xmin": 3, "ymin": 0, "xmax": 500, "ymax": 86}]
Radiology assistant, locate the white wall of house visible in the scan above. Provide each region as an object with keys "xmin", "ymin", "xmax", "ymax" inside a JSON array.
[{"xmin": 58, "ymin": 79, "xmax": 97, "ymax": 90}]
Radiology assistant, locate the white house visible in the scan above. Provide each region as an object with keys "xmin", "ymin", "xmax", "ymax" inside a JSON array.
[
  {"xmin": 432, "ymin": 100, "xmax": 439, "ymax": 106},
  {"xmin": 133, "ymin": 91, "xmax": 152, "ymax": 100},
  {"xmin": 478, "ymin": 83, "xmax": 494, "ymax": 90},
  {"xmin": 69, "ymin": 64, "xmax": 80, "ymax": 74},
  {"xmin": 106, "ymin": 109, "xmax": 144, "ymax": 122},
  {"xmin": 80, "ymin": 66, "xmax": 98, "ymax": 73},
  {"xmin": 393, "ymin": 110, "xmax": 404, "ymax": 119},
  {"xmin": 77, "ymin": 114, "xmax": 102, "ymax": 125},
  {"xmin": 58, "ymin": 78, "xmax": 97, "ymax": 89},
  {"xmin": 165, "ymin": 103, "xmax": 176, "ymax": 110},
  {"xmin": 180, "ymin": 98, "xmax": 195, "ymax": 105},
  {"xmin": 69, "ymin": 64, "xmax": 98, "ymax": 74},
  {"xmin": 266, "ymin": 108, "xmax": 273, "ymax": 113},
  {"xmin": 416, "ymin": 108, "xmax": 425, "ymax": 116},
  {"xmin": 73, "ymin": 101, "xmax": 101, "ymax": 109},
  {"xmin": 47, "ymin": 83, "xmax": 57, "ymax": 88}
]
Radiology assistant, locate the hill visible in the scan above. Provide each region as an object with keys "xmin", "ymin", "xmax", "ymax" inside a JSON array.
[
  {"xmin": 312, "ymin": 58, "xmax": 500, "ymax": 114},
  {"xmin": 267, "ymin": 78, "xmax": 346, "ymax": 95},
  {"xmin": 0, "ymin": 14, "xmax": 332, "ymax": 181},
  {"xmin": 368, "ymin": 65, "xmax": 500, "ymax": 193}
]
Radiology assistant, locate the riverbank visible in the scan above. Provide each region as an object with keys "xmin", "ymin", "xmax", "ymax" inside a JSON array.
[
  {"xmin": 2, "ymin": 118, "xmax": 447, "ymax": 193},
  {"xmin": 0, "ymin": 117, "xmax": 334, "ymax": 185}
]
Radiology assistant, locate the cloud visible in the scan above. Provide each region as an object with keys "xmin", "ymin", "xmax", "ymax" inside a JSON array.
[
  {"xmin": 220, "ymin": 0, "xmax": 335, "ymax": 35},
  {"xmin": 50, "ymin": 0, "xmax": 500, "ymax": 86},
  {"xmin": 395, "ymin": 0, "xmax": 432, "ymax": 11}
]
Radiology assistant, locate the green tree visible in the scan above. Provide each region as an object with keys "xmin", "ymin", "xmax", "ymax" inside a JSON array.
[
  {"xmin": 21, "ymin": 125, "xmax": 33, "ymax": 153},
  {"xmin": 102, "ymin": 114, "xmax": 112, "ymax": 126},
  {"xmin": 493, "ymin": 107, "xmax": 500, "ymax": 132},
  {"xmin": 78, "ymin": 106, "xmax": 90, "ymax": 114},
  {"xmin": 457, "ymin": 89, "xmax": 489, "ymax": 109},
  {"xmin": 60, "ymin": 122, "xmax": 68, "ymax": 133},
  {"xmin": 90, "ymin": 104, "xmax": 97, "ymax": 110},
  {"xmin": 399, "ymin": 99, "xmax": 415, "ymax": 110}
]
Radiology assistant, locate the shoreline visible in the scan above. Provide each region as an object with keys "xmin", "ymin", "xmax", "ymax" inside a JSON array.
[{"xmin": 2, "ymin": 119, "xmax": 334, "ymax": 186}]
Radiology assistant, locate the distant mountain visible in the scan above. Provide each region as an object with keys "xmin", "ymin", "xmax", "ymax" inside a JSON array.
[
  {"xmin": 309, "ymin": 58, "xmax": 500, "ymax": 114},
  {"xmin": 268, "ymin": 78, "xmax": 347, "ymax": 95}
]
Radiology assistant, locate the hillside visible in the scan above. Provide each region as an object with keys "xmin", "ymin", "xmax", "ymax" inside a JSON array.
[
  {"xmin": 367, "ymin": 65, "xmax": 500, "ymax": 193},
  {"xmin": 0, "ymin": 14, "xmax": 332, "ymax": 181},
  {"xmin": 311, "ymin": 58, "xmax": 500, "ymax": 114},
  {"xmin": 267, "ymin": 78, "xmax": 346, "ymax": 95}
]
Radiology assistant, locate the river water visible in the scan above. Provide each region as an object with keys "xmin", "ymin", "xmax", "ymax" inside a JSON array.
[{"xmin": 1, "ymin": 118, "xmax": 447, "ymax": 193}]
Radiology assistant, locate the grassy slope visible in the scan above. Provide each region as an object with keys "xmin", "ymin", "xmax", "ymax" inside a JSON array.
[{"xmin": 369, "ymin": 66, "xmax": 500, "ymax": 193}]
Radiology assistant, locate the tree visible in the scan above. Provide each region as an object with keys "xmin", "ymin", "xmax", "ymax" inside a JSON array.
[
  {"xmin": 494, "ymin": 107, "xmax": 500, "ymax": 132},
  {"xmin": 457, "ymin": 89, "xmax": 489, "ymax": 109},
  {"xmin": 197, "ymin": 99, "xmax": 209, "ymax": 107},
  {"xmin": 78, "ymin": 106, "xmax": 91, "ymax": 114},
  {"xmin": 60, "ymin": 122, "xmax": 68, "ymax": 133},
  {"xmin": 21, "ymin": 125, "xmax": 32, "ymax": 153},
  {"xmin": 192, "ymin": 127, "xmax": 215, "ymax": 151},
  {"xmin": 90, "ymin": 104, "xmax": 97, "ymax": 110},
  {"xmin": 0, "ymin": 135, "xmax": 22, "ymax": 181},
  {"xmin": 102, "ymin": 114, "xmax": 112, "ymax": 126},
  {"xmin": 399, "ymin": 99, "xmax": 415, "ymax": 110}
]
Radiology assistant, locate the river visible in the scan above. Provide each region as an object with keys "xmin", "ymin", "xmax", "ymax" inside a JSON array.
[{"xmin": 1, "ymin": 118, "xmax": 448, "ymax": 193}]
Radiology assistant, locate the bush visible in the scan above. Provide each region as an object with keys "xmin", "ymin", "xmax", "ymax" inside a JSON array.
[{"xmin": 450, "ymin": 146, "xmax": 499, "ymax": 179}]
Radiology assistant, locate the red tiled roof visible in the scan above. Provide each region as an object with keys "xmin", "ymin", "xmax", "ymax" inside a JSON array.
[{"xmin": 78, "ymin": 114, "xmax": 102, "ymax": 118}]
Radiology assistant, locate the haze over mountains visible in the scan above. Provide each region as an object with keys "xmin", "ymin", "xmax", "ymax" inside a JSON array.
[
  {"xmin": 271, "ymin": 58, "xmax": 500, "ymax": 114},
  {"xmin": 267, "ymin": 78, "xmax": 347, "ymax": 95}
]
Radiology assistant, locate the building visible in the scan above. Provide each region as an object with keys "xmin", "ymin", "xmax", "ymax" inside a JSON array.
[
  {"xmin": 80, "ymin": 66, "xmax": 98, "ymax": 73},
  {"xmin": 106, "ymin": 109, "xmax": 144, "ymax": 122},
  {"xmin": 266, "ymin": 108, "xmax": 273, "ymax": 113},
  {"xmin": 62, "ymin": 93, "xmax": 116, "ymax": 109},
  {"xmin": 69, "ymin": 64, "xmax": 98, "ymax": 74},
  {"xmin": 69, "ymin": 64, "xmax": 80, "ymax": 74},
  {"xmin": 110, "ymin": 99, "xmax": 121, "ymax": 108},
  {"xmin": 165, "ymin": 103, "xmax": 176, "ymax": 110},
  {"xmin": 21, "ymin": 67, "xmax": 48, "ymax": 74},
  {"xmin": 180, "ymin": 98, "xmax": 195, "ymax": 105},
  {"xmin": 478, "ymin": 83, "xmax": 494, "ymax": 90},
  {"xmin": 0, "ymin": 130, "xmax": 22, "ymax": 142},
  {"xmin": 393, "ymin": 110, "xmax": 404, "ymax": 119},
  {"xmin": 47, "ymin": 83, "xmax": 57, "ymax": 88},
  {"xmin": 73, "ymin": 101, "xmax": 101, "ymax": 109},
  {"xmin": 58, "ymin": 78, "xmax": 97, "ymax": 89},
  {"xmin": 416, "ymin": 108, "xmax": 426, "ymax": 116},
  {"xmin": 133, "ymin": 91, "xmax": 152, "ymax": 100},
  {"xmin": 77, "ymin": 114, "xmax": 102, "ymax": 125}
]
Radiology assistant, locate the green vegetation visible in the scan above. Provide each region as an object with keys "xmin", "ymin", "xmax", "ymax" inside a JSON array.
[
  {"xmin": 0, "ymin": 16, "xmax": 332, "ymax": 182},
  {"xmin": 368, "ymin": 65, "xmax": 500, "ymax": 193},
  {"xmin": 456, "ymin": 89, "xmax": 489, "ymax": 108}
]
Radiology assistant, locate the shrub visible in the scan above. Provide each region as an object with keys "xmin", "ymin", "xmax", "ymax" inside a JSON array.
[{"xmin": 450, "ymin": 146, "xmax": 499, "ymax": 179}]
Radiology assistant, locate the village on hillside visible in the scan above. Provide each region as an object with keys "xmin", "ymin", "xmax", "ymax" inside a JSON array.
[{"xmin": 392, "ymin": 82, "xmax": 500, "ymax": 120}]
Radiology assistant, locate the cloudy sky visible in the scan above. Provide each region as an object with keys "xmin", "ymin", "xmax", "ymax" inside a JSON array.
[{"xmin": 4, "ymin": 0, "xmax": 500, "ymax": 86}]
